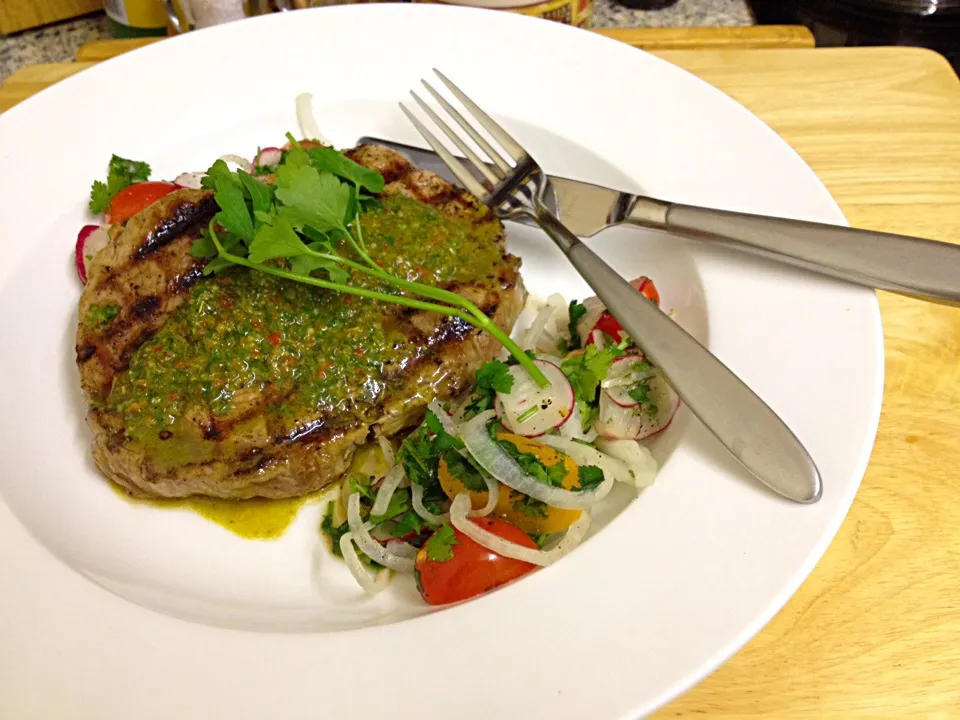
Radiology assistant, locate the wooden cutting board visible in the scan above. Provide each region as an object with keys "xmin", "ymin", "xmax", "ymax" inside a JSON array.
[{"xmin": 2, "ymin": 29, "xmax": 960, "ymax": 719}]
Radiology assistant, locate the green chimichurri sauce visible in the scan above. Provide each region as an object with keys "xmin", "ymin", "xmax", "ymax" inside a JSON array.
[{"xmin": 105, "ymin": 194, "xmax": 502, "ymax": 451}]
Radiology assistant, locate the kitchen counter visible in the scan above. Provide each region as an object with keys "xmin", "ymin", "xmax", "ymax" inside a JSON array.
[{"xmin": 0, "ymin": 1, "xmax": 753, "ymax": 81}]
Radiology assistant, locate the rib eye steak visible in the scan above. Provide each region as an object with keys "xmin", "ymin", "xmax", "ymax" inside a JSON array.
[{"xmin": 76, "ymin": 145, "xmax": 525, "ymax": 500}]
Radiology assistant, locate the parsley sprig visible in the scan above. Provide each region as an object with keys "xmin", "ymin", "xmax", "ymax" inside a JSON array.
[{"xmin": 191, "ymin": 138, "xmax": 548, "ymax": 386}]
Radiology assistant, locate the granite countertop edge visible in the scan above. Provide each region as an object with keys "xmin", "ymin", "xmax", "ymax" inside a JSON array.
[{"xmin": 1, "ymin": 0, "xmax": 755, "ymax": 82}]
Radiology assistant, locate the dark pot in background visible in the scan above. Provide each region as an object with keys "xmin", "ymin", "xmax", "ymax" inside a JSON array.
[{"xmin": 748, "ymin": 0, "xmax": 960, "ymax": 71}]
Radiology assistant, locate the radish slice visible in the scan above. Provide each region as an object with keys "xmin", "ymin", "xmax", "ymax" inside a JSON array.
[
  {"xmin": 602, "ymin": 354, "xmax": 653, "ymax": 408},
  {"xmin": 461, "ymin": 411, "xmax": 606, "ymax": 510},
  {"xmin": 633, "ymin": 373, "xmax": 680, "ymax": 440},
  {"xmin": 254, "ymin": 147, "xmax": 283, "ymax": 168},
  {"xmin": 596, "ymin": 372, "xmax": 680, "ymax": 440},
  {"xmin": 75, "ymin": 225, "xmax": 111, "ymax": 285},
  {"xmin": 495, "ymin": 359, "xmax": 574, "ymax": 437},
  {"xmin": 595, "ymin": 392, "xmax": 642, "ymax": 440},
  {"xmin": 575, "ymin": 296, "xmax": 606, "ymax": 344},
  {"xmin": 173, "ymin": 171, "xmax": 205, "ymax": 189}
]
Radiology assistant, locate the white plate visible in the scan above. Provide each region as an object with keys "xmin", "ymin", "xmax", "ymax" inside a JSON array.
[{"xmin": 0, "ymin": 6, "xmax": 882, "ymax": 719}]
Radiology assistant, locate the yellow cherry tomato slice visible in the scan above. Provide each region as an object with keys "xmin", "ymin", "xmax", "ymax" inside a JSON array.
[{"xmin": 439, "ymin": 433, "xmax": 582, "ymax": 535}]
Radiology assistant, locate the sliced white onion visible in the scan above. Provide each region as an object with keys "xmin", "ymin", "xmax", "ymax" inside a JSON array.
[
  {"xmin": 411, "ymin": 482, "xmax": 450, "ymax": 524},
  {"xmin": 385, "ymin": 539, "xmax": 418, "ymax": 560},
  {"xmin": 537, "ymin": 435, "xmax": 620, "ymax": 495},
  {"xmin": 173, "ymin": 171, "xmax": 205, "ymax": 189},
  {"xmin": 218, "ymin": 154, "xmax": 253, "ymax": 174},
  {"xmin": 462, "ymin": 411, "xmax": 605, "ymax": 510},
  {"xmin": 346, "ymin": 493, "xmax": 415, "ymax": 572},
  {"xmin": 468, "ymin": 468, "xmax": 499, "ymax": 518},
  {"xmin": 377, "ymin": 435, "xmax": 396, "ymax": 468},
  {"xmin": 295, "ymin": 93, "xmax": 331, "ymax": 145},
  {"xmin": 595, "ymin": 439, "xmax": 658, "ymax": 488},
  {"xmin": 427, "ymin": 400, "xmax": 459, "ymax": 436},
  {"xmin": 591, "ymin": 329, "xmax": 605, "ymax": 350},
  {"xmin": 496, "ymin": 360, "xmax": 574, "ymax": 437},
  {"xmin": 339, "ymin": 532, "xmax": 392, "ymax": 594},
  {"xmin": 450, "ymin": 494, "xmax": 591, "ymax": 567},
  {"xmin": 521, "ymin": 304, "xmax": 555, "ymax": 352},
  {"xmin": 370, "ymin": 464, "xmax": 404, "ymax": 517}
]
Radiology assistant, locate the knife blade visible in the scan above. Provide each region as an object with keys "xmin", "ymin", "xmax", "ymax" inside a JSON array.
[{"xmin": 356, "ymin": 136, "xmax": 626, "ymax": 238}]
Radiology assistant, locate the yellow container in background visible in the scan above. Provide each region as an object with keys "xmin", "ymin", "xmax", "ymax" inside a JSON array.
[
  {"xmin": 104, "ymin": 0, "xmax": 170, "ymax": 37},
  {"xmin": 410, "ymin": 0, "xmax": 592, "ymax": 28}
]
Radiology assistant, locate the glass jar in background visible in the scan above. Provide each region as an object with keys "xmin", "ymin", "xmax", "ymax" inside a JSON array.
[{"xmin": 104, "ymin": 0, "xmax": 170, "ymax": 37}]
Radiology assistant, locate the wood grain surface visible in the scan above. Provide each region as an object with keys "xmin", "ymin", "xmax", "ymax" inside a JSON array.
[
  {"xmin": 0, "ymin": 0, "xmax": 101, "ymax": 34},
  {"xmin": 1, "ymin": 32, "xmax": 959, "ymax": 719}
]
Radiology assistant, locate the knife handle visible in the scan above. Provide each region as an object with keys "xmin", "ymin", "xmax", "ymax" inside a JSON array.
[
  {"xmin": 530, "ymin": 210, "xmax": 822, "ymax": 504},
  {"xmin": 625, "ymin": 196, "xmax": 960, "ymax": 305}
]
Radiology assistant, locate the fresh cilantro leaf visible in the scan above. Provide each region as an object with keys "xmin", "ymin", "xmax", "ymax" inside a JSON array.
[
  {"xmin": 627, "ymin": 381, "xmax": 659, "ymax": 417},
  {"xmin": 308, "ymin": 146, "xmax": 386, "ymax": 194},
  {"xmin": 477, "ymin": 360, "xmax": 515, "ymax": 392},
  {"xmin": 109, "ymin": 154, "xmax": 151, "ymax": 184},
  {"xmin": 201, "ymin": 159, "xmax": 242, "ymax": 191},
  {"xmin": 392, "ymin": 510, "xmax": 430, "ymax": 540},
  {"xmin": 349, "ymin": 473, "xmax": 376, "ymax": 501},
  {"xmin": 190, "ymin": 235, "xmax": 217, "ymax": 258},
  {"xmin": 397, "ymin": 423, "xmax": 437, "ymax": 487},
  {"xmin": 441, "ymin": 449, "xmax": 488, "ymax": 493},
  {"xmin": 203, "ymin": 256, "xmax": 235, "ymax": 276},
  {"xmin": 288, "ymin": 253, "xmax": 345, "ymax": 280},
  {"xmin": 423, "ymin": 524, "xmax": 458, "ymax": 562},
  {"xmin": 577, "ymin": 465, "xmax": 605, "ymax": 491},
  {"xmin": 247, "ymin": 216, "xmax": 310, "ymax": 264},
  {"xmin": 204, "ymin": 161, "xmax": 254, "ymax": 241},
  {"xmin": 513, "ymin": 494, "xmax": 549, "ymax": 519},
  {"xmin": 89, "ymin": 181, "xmax": 111, "ymax": 214},
  {"xmin": 561, "ymin": 344, "xmax": 623, "ymax": 411},
  {"xmin": 568, "ymin": 300, "xmax": 588, "ymax": 350},
  {"xmin": 237, "ymin": 171, "xmax": 274, "ymax": 215},
  {"xmin": 320, "ymin": 504, "xmax": 349, "ymax": 559},
  {"xmin": 496, "ymin": 433, "xmax": 569, "ymax": 488},
  {"xmin": 464, "ymin": 360, "xmax": 515, "ymax": 418},
  {"xmin": 425, "ymin": 410, "xmax": 463, "ymax": 452},
  {"xmin": 276, "ymin": 164, "xmax": 351, "ymax": 232},
  {"xmin": 370, "ymin": 488, "xmax": 411, "ymax": 525},
  {"xmin": 88, "ymin": 154, "xmax": 152, "ymax": 214}
]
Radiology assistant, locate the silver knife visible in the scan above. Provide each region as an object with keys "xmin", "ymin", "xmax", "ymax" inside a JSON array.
[{"xmin": 358, "ymin": 136, "xmax": 960, "ymax": 304}]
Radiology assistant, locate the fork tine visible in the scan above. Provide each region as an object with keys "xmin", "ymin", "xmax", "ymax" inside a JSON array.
[
  {"xmin": 420, "ymin": 80, "xmax": 511, "ymax": 176},
  {"xmin": 398, "ymin": 102, "xmax": 490, "ymax": 201},
  {"xmin": 433, "ymin": 69, "xmax": 528, "ymax": 164},
  {"xmin": 409, "ymin": 90, "xmax": 501, "ymax": 188}
]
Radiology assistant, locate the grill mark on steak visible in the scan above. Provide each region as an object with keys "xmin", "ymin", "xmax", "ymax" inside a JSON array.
[{"xmin": 135, "ymin": 195, "xmax": 219, "ymax": 260}]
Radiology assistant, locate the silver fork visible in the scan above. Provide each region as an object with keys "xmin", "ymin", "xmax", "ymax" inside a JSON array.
[{"xmin": 401, "ymin": 70, "xmax": 822, "ymax": 504}]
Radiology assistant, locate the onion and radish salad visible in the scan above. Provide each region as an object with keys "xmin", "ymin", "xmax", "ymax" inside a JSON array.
[{"xmin": 321, "ymin": 280, "xmax": 679, "ymax": 605}]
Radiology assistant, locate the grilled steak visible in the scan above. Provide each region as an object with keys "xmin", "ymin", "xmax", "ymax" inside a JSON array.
[{"xmin": 76, "ymin": 145, "xmax": 524, "ymax": 499}]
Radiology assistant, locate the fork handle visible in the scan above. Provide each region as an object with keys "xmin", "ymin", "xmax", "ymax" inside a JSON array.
[
  {"xmin": 626, "ymin": 197, "xmax": 960, "ymax": 304},
  {"xmin": 533, "ymin": 211, "xmax": 822, "ymax": 503}
]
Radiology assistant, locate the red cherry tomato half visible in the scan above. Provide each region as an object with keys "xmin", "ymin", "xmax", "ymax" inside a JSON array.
[
  {"xmin": 587, "ymin": 276, "xmax": 660, "ymax": 345},
  {"xmin": 105, "ymin": 181, "xmax": 180, "ymax": 224},
  {"xmin": 414, "ymin": 518, "xmax": 537, "ymax": 606}
]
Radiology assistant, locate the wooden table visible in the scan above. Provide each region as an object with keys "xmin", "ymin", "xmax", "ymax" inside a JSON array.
[{"xmin": 2, "ymin": 26, "xmax": 959, "ymax": 718}]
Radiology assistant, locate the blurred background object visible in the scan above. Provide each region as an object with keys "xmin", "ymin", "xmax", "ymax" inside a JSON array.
[
  {"xmin": 613, "ymin": 0, "xmax": 678, "ymax": 9},
  {"xmin": 410, "ymin": 0, "xmax": 594, "ymax": 27},
  {"xmin": 749, "ymin": 0, "xmax": 960, "ymax": 70},
  {"xmin": 104, "ymin": 0, "xmax": 168, "ymax": 36},
  {"xmin": 1, "ymin": 0, "xmax": 102, "ymax": 34}
]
